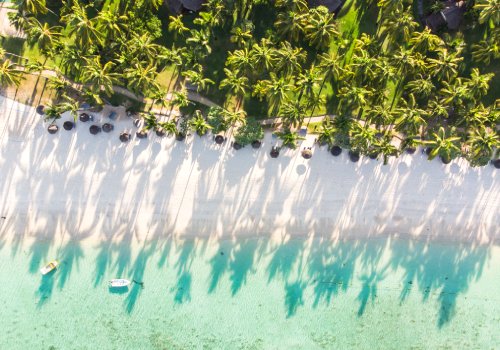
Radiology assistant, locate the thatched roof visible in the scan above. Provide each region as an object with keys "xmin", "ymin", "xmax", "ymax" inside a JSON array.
[
  {"xmin": 308, "ymin": 0, "xmax": 344, "ymax": 13},
  {"xmin": 165, "ymin": 0, "xmax": 204, "ymax": 13},
  {"xmin": 425, "ymin": 1, "xmax": 466, "ymax": 32}
]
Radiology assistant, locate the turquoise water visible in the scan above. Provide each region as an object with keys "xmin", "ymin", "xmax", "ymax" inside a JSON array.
[{"xmin": 1, "ymin": 236, "xmax": 499, "ymax": 349}]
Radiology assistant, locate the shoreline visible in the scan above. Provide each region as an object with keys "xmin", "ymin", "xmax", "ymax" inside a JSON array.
[{"xmin": 0, "ymin": 95, "xmax": 498, "ymax": 247}]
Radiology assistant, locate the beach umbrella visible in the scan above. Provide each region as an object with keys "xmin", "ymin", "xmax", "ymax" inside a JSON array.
[
  {"xmin": 330, "ymin": 145, "xmax": 342, "ymax": 156},
  {"xmin": 79, "ymin": 113, "xmax": 90, "ymax": 122},
  {"xmin": 302, "ymin": 148, "xmax": 312, "ymax": 159},
  {"xmin": 156, "ymin": 128, "xmax": 166, "ymax": 137},
  {"xmin": 440, "ymin": 156, "xmax": 451, "ymax": 164},
  {"xmin": 36, "ymin": 105, "xmax": 45, "ymax": 115},
  {"xmin": 214, "ymin": 135, "xmax": 224, "ymax": 144},
  {"xmin": 270, "ymin": 146, "xmax": 280, "ymax": 158},
  {"xmin": 251, "ymin": 140, "xmax": 262, "ymax": 149},
  {"xmin": 493, "ymin": 159, "xmax": 500, "ymax": 169},
  {"xmin": 176, "ymin": 133, "xmax": 186, "ymax": 141},
  {"xmin": 348, "ymin": 150, "xmax": 360, "ymax": 162},
  {"xmin": 47, "ymin": 124, "xmax": 58, "ymax": 134},
  {"xmin": 133, "ymin": 118, "xmax": 142, "ymax": 128},
  {"xmin": 233, "ymin": 142, "xmax": 243, "ymax": 150},
  {"xmin": 119, "ymin": 132, "xmax": 130, "ymax": 142},
  {"xmin": 368, "ymin": 152, "xmax": 378, "ymax": 160},
  {"xmin": 89, "ymin": 125, "xmax": 101, "ymax": 135},
  {"xmin": 63, "ymin": 121, "xmax": 74, "ymax": 131},
  {"xmin": 425, "ymin": 147, "xmax": 433, "ymax": 155},
  {"xmin": 136, "ymin": 129, "xmax": 148, "ymax": 139},
  {"xmin": 102, "ymin": 123, "xmax": 114, "ymax": 133},
  {"xmin": 406, "ymin": 147, "xmax": 416, "ymax": 154}
]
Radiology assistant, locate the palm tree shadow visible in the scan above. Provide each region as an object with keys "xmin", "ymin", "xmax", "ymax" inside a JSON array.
[
  {"xmin": 173, "ymin": 271, "xmax": 192, "ymax": 304},
  {"xmin": 229, "ymin": 239, "xmax": 258, "ymax": 296},
  {"xmin": 266, "ymin": 238, "xmax": 302, "ymax": 283},
  {"xmin": 207, "ymin": 240, "xmax": 233, "ymax": 294},
  {"xmin": 36, "ymin": 272, "xmax": 56, "ymax": 308},
  {"xmin": 357, "ymin": 267, "xmax": 387, "ymax": 317},
  {"xmin": 93, "ymin": 240, "xmax": 112, "ymax": 288},
  {"xmin": 57, "ymin": 240, "xmax": 84, "ymax": 290},
  {"xmin": 284, "ymin": 280, "xmax": 306, "ymax": 318}
]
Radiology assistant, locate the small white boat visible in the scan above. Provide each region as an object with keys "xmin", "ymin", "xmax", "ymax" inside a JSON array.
[
  {"xmin": 40, "ymin": 261, "xmax": 58, "ymax": 275},
  {"xmin": 109, "ymin": 279, "xmax": 131, "ymax": 288}
]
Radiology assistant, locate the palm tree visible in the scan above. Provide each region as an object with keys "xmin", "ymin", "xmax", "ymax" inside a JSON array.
[
  {"xmin": 264, "ymin": 72, "xmax": 294, "ymax": 115},
  {"xmin": 187, "ymin": 29, "xmax": 212, "ymax": 55},
  {"xmin": 337, "ymin": 85, "xmax": 373, "ymax": 118},
  {"xmin": 317, "ymin": 51, "xmax": 343, "ymax": 93},
  {"xmin": 405, "ymin": 75, "xmax": 435, "ymax": 98},
  {"xmin": 465, "ymin": 68, "xmax": 494, "ymax": 101},
  {"xmin": 189, "ymin": 110, "xmax": 212, "ymax": 136},
  {"xmin": 27, "ymin": 20, "xmax": 61, "ymax": 54},
  {"xmin": 373, "ymin": 136, "xmax": 399, "ymax": 165},
  {"xmin": 0, "ymin": 60, "xmax": 23, "ymax": 88},
  {"xmin": 295, "ymin": 65, "xmax": 321, "ymax": 103},
  {"xmin": 169, "ymin": 87, "xmax": 192, "ymax": 117},
  {"xmin": 427, "ymin": 48, "xmax": 463, "ymax": 81},
  {"xmin": 230, "ymin": 25, "xmax": 253, "ymax": 48},
  {"xmin": 349, "ymin": 121, "xmax": 377, "ymax": 154},
  {"xmin": 222, "ymin": 109, "xmax": 247, "ymax": 127},
  {"xmin": 97, "ymin": 10, "xmax": 128, "ymax": 41},
  {"xmin": 250, "ymin": 38, "xmax": 276, "ymax": 73},
  {"xmin": 280, "ymin": 99, "xmax": 306, "ymax": 128},
  {"xmin": 379, "ymin": 8, "xmax": 418, "ymax": 43},
  {"xmin": 316, "ymin": 117, "xmax": 336, "ymax": 147},
  {"xmin": 423, "ymin": 127, "xmax": 461, "ymax": 163},
  {"xmin": 365, "ymin": 105, "xmax": 395, "ymax": 128},
  {"xmin": 304, "ymin": 6, "xmax": 339, "ymax": 49},
  {"xmin": 61, "ymin": 2, "xmax": 102, "ymax": 49},
  {"xmin": 275, "ymin": 10, "xmax": 305, "ymax": 41},
  {"xmin": 124, "ymin": 62, "xmax": 159, "ymax": 95},
  {"xmin": 129, "ymin": 33, "xmax": 161, "ymax": 64},
  {"xmin": 168, "ymin": 15, "xmax": 189, "ymax": 39},
  {"xmin": 59, "ymin": 96, "xmax": 80, "ymax": 122},
  {"xmin": 15, "ymin": 0, "xmax": 47, "ymax": 15},
  {"xmin": 471, "ymin": 37, "xmax": 500, "ymax": 65},
  {"xmin": 466, "ymin": 127, "xmax": 499, "ymax": 166},
  {"xmin": 409, "ymin": 28, "xmax": 443, "ymax": 53},
  {"xmin": 439, "ymin": 79, "xmax": 470, "ymax": 109},
  {"xmin": 460, "ymin": 103, "xmax": 492, "ymax": 127},
  {"xmin": 226, "ymin": 48, "xmax": 254, "ymax": 77},
  {"xmin": 219, "ymin": 68, "xmax": 248, "ymax": 109},
  {"xmin": 149, "ymin": 88, "xmax": 169, "ymax": 113},
  {"xmin": 182, "ymin": 67, "xmax": 215, "ymax": 93},
  {"xmin": 394, "ymin": 94, "xmax": 427, "ymax": 136},
  {"xmin": 274, "ymin": 41, "xmax": 306, "ymax": 77},
  {"xmin": 82, "ymin": 56, "xmax": 119, "ymax": 97},
  {"xmin": 474, "ymin": 0, "xmax": 500, "ymax": 26}
]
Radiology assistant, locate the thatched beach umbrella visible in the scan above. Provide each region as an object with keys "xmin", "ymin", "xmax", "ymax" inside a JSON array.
[
  {"xmin": 330, "ymin": 145, "xmax": 342, "ymax": 156},
  {"xmin": 79, "ymin": 113, "xmax": 90, "ymax": 122},
  {"xmin": 136, "ymin": 129, "xmax": 148, "ymax": 139},
  {"xmin": 493, "ymin": 159, "xmax": 500, "ymax": 169},
  {"xmin": 233, "ymin": 142, "xmax": 242, "ymax": 150},
  {"xmin": 348, "ymin": 150, "xmax": 360, "ymax": 162},
  {"xmin": 36, "ymin": 105, "xmax": 45, "ymax": 115},
  {"xmin": 406, "ymin": 147, "xmax": 416, "ymax": 154},
  {"xmin": 102, "ymin": 123, "xmax": 114, "ymax": 133},
  {"xmin": 251, "ymin": 140, "xmax": 262, "ymax": 149},
  {"xmin": 270, "ymin": 146, "xmax": 280, "ymax": 158},
  {"xmin": 156, "ymin": 128, "xmax": 166, "ymax": 137},
  {"xmin": 47, "ymin": 124, "xmax": 58, "ymax": 134},
  {"xmin": 301, "ymin": 148, "xmax": 312, "ymax": 159},
  {"xmin": 176, "ymin": 133, "xmax": 186, "ymax": 141},
  {"xmin": 214, "ymin": 135, "xmax": 224, "ymax": 144},
  {"xmin": 89, "ymin": 125, "xmax": 101, "ymax": 135},
  {"xmin": 119, "ymin": 132, "xmax": 131, "ymax": 142},
  {"xmin": 63, "ymin": 121, "xmax": 74, "ymax": 131}
]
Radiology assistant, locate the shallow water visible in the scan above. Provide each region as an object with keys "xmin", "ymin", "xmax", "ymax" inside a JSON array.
[{"xmin": 1, "ymin": 236, "xmax": 499, "ymax": 349}]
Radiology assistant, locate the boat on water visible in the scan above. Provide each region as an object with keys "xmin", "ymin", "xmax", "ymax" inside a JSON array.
[
  {"xmin": 109, "ymin": 279, "xmax": 131, "ymax": 288},
  {"xmin": 40, "ymin": 261, "xmax": 58, "ymax": 275}
]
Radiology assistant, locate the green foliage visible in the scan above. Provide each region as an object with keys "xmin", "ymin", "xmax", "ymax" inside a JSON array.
[
  {"xmin": 207, "ymin": 106, "xmax": 229, "ymax": 134},
  {"xmin": 234, "ymin": 118, "xmax": 264, "ymax": 146}
]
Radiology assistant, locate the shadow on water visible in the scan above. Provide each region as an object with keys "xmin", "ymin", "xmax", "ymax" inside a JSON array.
[
  {"xmin": 94, "ymin": 240, "xmax": 112, "ymax": 288},
  {"xmin": 124, "ymin": 247, "xmax": 149, "ymax": 313},
  {"xmin": 229, "ymin": 239, "xmax": 259, "ymax": 296},
  {"xmin": 36, "ymin": 272, "xmax": 56, "ymax": 308},
  {"xmin": 208, "ymin": 241, "xmax": 232, "ymax": 294},
  {"xmin": 173, "ymin": 271, "xmax": 192, "ymax": 304},
  {"xmin": 285, "ymin": 280, "xmax": 306, "ymax": 318},
  {"xmin": 57, "ymin": 240, "xmax": 84, "ymax": 290}
]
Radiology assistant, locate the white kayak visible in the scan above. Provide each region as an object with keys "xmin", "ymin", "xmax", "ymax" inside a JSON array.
[
  {"xmin": 40, "ymin": 261, "xmax": 58, "ymax": 275},
  {"xmin": 109, "ymin": 279, "xmax": 131, "ymax": 288}
]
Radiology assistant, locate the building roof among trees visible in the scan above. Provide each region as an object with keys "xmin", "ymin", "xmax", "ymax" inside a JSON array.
[
  {"xmin": 425, "ymin": 0, "xmax": 466, "ymax": 32},
  {"xmin": 308, "ymin": 0, "xmax": 344, "ymax": 14},
  {"xmin": 165, "ymin": 0, "xmax": 204, "ymax": 14}
]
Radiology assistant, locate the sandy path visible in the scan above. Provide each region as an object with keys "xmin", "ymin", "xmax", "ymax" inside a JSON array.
[{"xmin": 0, "ymin": 96, "xmax": 498, "ymax": 249}]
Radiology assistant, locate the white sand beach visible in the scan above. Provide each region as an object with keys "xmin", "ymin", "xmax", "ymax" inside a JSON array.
[{"xmin": 0, "ymin": 96, "xmax": 498, "ymax": 248}]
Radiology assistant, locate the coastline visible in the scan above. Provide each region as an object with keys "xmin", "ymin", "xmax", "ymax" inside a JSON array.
[{"xmin": 0, "ymin": 95, "xmax": 498, "ymax": 248}]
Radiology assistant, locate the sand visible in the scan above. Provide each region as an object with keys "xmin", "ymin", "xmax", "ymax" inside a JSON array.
[{"xmin": 0, "ymin": 96, "xmax": 498, "ymax": 249}]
